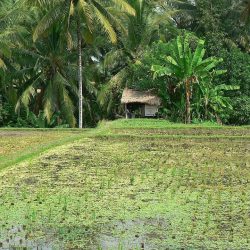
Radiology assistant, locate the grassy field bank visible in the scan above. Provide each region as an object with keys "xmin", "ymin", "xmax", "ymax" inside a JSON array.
[
  {"xmin": 0, "ymin": 129, "xmax": 88, "ymax": 170},
  {"xmin": 0, "ymin": 119, "xmax": 249, "ymax": 249}
]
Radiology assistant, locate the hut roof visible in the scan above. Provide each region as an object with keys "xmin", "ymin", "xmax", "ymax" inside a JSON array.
[{"xmin": 121, "ymin": 88, "xmax": 161, "ymax": 106}]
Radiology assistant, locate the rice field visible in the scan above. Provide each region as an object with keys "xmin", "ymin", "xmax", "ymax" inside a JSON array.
[{"xmin": 0, "ymin": 120, "xmax": 249, "ymax": 249}]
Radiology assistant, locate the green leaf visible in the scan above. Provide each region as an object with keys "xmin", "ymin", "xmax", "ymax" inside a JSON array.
[
  {"xmin": 33, "ymin": 2, "xmax": 66, "ymax": 41},
  {"xmin": 111, "ymin": 0, "xmax": 136, "ymax": 16},
  {"xmin": 191, "ymin": 39, "xmax": 205, "ymax": 69},
  {"xmin": 151, "ymin": 65, "xmax": 172, "ymax": 79}
]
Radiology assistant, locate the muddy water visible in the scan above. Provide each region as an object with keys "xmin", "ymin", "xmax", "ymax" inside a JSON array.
[
  {"xmin": 0, "ymin": 225, "xmax": 56, "ymax": 250},
  {"xmin": 0, "ymin": 218, "xmax": 167, "ymax": 249},
  {"xmin": 97, "ymin": 218, "xmax": 168, "ymax": 250}
]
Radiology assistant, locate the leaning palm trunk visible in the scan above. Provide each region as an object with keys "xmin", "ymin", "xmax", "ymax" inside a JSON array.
[{"xmin": 77, "ymin": 18, "xmax": 83, "ymax": 129}]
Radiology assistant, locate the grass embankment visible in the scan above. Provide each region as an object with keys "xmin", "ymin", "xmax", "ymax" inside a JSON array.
[
  {"xmin": 0, "ymin": 119, "xmax": 249, "ymax": 249},
  {"xmin": 99, "ymin": 119, "xmax": 250, "ymax": 139}
]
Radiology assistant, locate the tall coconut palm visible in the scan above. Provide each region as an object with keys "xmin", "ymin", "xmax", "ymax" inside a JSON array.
[
  {"xmin": 152, "ymin": 34, "xmax": 226, "ymax": 123},
  {"xmin": 0, "ymin": 0, "xmax": 12, "ymax": 69},
  {"xmin": 14, "ymin": 23, "xmax": 78, "ymax": 127},
  {"xmin": 24, "ymin": 0, "xmax": 135, "ymax": 128}
]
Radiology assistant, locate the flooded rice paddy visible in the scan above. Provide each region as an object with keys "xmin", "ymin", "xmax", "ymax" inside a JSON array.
[{"xmin": 0, "ymin": 124, "xmax": 249, "ymax": 249}]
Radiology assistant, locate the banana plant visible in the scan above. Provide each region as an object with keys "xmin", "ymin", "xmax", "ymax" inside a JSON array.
[
  {"xmin": 199, "ymin": 82, "xmax": 240, "ymax": 122},
  {"xmin": 152, "ymin": 34, "xmax": 226, "ymax": 123}
]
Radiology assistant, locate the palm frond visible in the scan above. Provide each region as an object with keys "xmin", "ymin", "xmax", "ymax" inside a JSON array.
[
  {"xmin": 78, "ymin": 0, "xmax": 93, "ymax": 31},
  {"xmin": 98, "ymin": 67, "xmax": 128, "ymax": 106},
  {"xmin": 111, "ymin": 0, "xmax": 136, "ymax": 16},
  {"xmin": 33, "ymin": 2, "xmax": 66, "ymax": 41},
  {"xmin": 15, "ymin": 85, "xmax": 36, "ymax": 113},
  {"xmin": 104, "ymin": 49, "xmax": 125, "ymax": 70},
  {"xmin": 43, "ymin": 81, "xmax": 54, "ymax": 123},
  {"xmin": 0, "ymin": 58, "xmax": 6, "ymax": 69},
  {"xmin": 53, "ymin": 72, "xmax": 76, "ymax": 127},
  {"xmin": 92, "ymin": 1, "xmax": 117, "ymax": 43}
]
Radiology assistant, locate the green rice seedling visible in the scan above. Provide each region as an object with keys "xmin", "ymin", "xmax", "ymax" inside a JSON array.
[
  {"xmin": 20, "ymin": 188, "xmax": 28, "ymax": 201},
  {"xmin": 163, "ymin": 166, "xmax": 169, "ymax": 175},
  {"xmin": 171, "ymin": 168, "xmax": 177, "ymax": 178},
  {"xmin": 0, "ymin": 123, "xmax": 249, "ymax": 249},
  {"xmin": 140, "ymin": 173, "xmax": 145, "ymax": 183},
  {"xmin": 92, "ymin": 210, "xmax": 96, "ymax": 220},
  {"xmin": 58, "ymin": 194, "xmax": 63, "ymax": 205},
  {"xmin": 83, "ymin": 192, "xmax": 88, "ymax": 203},
  {"xmin": 118, "ymin": 242, "xmax": 124, "ymax": 250},
  {"xmin": 130, "ymin": 175, "xmax": 135, "ymax": 186},
  {"xmin": 100, "ymin": 180, "xmax": 105, "ymax": 189},
  {"xmin": 62, "ymin": 197, "xmax": 68, "ymax": 214},
  {"xmin": 107, "ymin": 178, "xmax": 113, "ymax": 189},
  {"xmin": 152, "ymin": 171, "xmax": 157, "ymax": 181},
  {"xmin": 207, "ymin": 192, "xmax": 212, "ymax": 204},
  {"xmin": 97, "ymin": 245, "xmax": 103, "ymax": 250},
  {"xmin": 97, "ymin": 189, "xmax": 104, "ymax": 198},
  {"xmin": 240, "ymin": 191, "xmax": 246, "ymax": 203},
  {"xmin": 28, "ymin": 208, "xmax": 37, "ymax": 223},
  {"xmin": 205, "ymin": 212, "xmax": 211, "ymax": 228},
  {"xmin": 216, "ymin": 189, "xmax": 222, "ymax": 205},
  {"xmin": 47, "ymin": 206, "xmax": 52, "ymax": 223},
  {"xmin": 170, "ymin": 187, "xmax": 176, "ymax": 199}
]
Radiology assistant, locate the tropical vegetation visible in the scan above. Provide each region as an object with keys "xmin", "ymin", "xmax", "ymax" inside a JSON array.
[
  {"xmin": 1, "ymin": 1, "xmax": 249, "ymax": 249},
  {"xmin": 0, "ymin": 0, "xmax": 249, "ymax": 127}
]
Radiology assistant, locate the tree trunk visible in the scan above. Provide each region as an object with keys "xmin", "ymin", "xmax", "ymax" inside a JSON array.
[
  {"xmin": 34, "ymin": 87, "xmax": 44, "ymax": 115},
  {"xmin": 205, "ymin": 99, "xmax": 208, "ymax": 120},
  {"xmin": 215, "ymin": 113, "xmax": 223, "ymax": 125},
  {"xmin": 77, "ymin": 18, "xmax": 83, "ymax": 129},
  {"xmin": 185, "ymin": 80, "xmax": 191, "ymax": 124}
]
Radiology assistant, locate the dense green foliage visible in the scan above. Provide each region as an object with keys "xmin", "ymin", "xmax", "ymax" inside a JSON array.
[
  {"xmin": 151, "ymin": 35, "xmax": 231, "ymax": 124},
  {"xmin": 0, "ymin": 0, "xmax": 249, "ymax": 127}
]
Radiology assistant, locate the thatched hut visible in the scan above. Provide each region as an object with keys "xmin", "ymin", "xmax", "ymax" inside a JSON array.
[{"xmin": 121, "ymin": 88, "xmax": 161, "ymax": 118}]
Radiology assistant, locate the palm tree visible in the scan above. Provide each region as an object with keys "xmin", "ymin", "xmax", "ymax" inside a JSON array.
[
  {"xmin": 0, "ymin": 0, "xmax": 13, "ymax": 70},
  {"xmin": 14, "ymin": 23, "xmax": 78, "ymax": 127},
  {"xmin": 26, "ymin": 0, "xmax": 135, "ymax": 128},
  {"xmin": 98, "ymin": 0, "xmax": 175, "ymax": 117},
  {"xmin": 0, "ymin": 0, "xmax": 31, "ymax": 103},
  {"xmin": 152, "ymin": 34, "xmax": 226, "ymax": 123}
]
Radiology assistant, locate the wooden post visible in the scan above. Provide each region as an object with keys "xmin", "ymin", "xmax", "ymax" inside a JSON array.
[{"xmin": 125, "ymin": 103, "xmax": 128, "ymax": 119}]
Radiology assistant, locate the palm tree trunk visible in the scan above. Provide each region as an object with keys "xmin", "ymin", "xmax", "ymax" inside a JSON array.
[
  {"xmin": 185, "ymin": 80, "xmax": 191, "ymax": 124},
  {"xmin": 34, "ymin": 87, "xmax": 44, "ymax": 115},
  {"xmin": 77, "ymin": 18, "xmax": 83, "ymax": 129}
]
